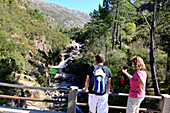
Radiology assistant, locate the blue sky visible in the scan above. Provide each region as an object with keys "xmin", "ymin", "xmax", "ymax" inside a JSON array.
[{"xmin": 43, "ymin": 0, "xmax": 103, "ymax": 14}]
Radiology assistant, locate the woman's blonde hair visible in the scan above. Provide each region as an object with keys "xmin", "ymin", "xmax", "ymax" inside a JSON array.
[{"xmin": 130, "ymin": 56, "xmax": 146, "ymax": 70}]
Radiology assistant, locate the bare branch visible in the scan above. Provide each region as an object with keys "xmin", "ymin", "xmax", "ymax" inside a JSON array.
[{"xmin": 127, "ymin": 0, "xmax": 151, "ymax": 30}]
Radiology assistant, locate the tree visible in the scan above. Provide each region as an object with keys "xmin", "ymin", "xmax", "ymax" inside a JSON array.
[
  {"xmin": 104, "ymin": 0, "xmax": 135, "ymax": 50},
  {"xmin": 127, "ymin": 0, "xmax": 160, "ymax": 95},
  {"xmin": 155, "ymin": 0, "xmax": 170, "ymax": 87},
  {"xmin": 150, "ymin": 0, "xmax": 160, "ymax": 96},
  {"xmin": 84, "ymin": 4, "xmax": 112, "ymax": 54},
  {"xmin": 110, "ymin": 0, "xmax": 119, "ymax": 50}
]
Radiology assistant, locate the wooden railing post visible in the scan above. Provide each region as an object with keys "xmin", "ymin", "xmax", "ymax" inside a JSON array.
[
  {"xmin": 67, "ymin": 86, "xmax": 78, "ymax": 113},
  {"xmin": 159, "ymin": 94, "xmax": 170, "ymax": 113},
  {"xmin": 20, "ymin": 89, "xmax": 25, "ymax": 107}
]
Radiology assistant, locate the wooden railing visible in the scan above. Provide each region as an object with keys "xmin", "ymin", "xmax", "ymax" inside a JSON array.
[
  {"xmin": 0, "ymin": 82, "xmax": 169, "ymax": 113},
  {"xmin": 77, "ymin": 90, "xmax": 163, "ymax": 112}
]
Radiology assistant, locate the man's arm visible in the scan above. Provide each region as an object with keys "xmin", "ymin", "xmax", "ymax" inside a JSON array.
[
  {"xmin": 107, "ymin": 78, "xmax": 111, "ymax": 93},
  {"xmin": 84, "ymin": 75, "xmax": 90, "ymax": 91}
]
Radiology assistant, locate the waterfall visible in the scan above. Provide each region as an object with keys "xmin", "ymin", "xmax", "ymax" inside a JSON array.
[
  {"xmin": 50, "ymin": 57, "xmax": 70, "ymax": 69},
  {"xmin": 48, "ymin": 42, "xmax": 85, "ymax": 112}
]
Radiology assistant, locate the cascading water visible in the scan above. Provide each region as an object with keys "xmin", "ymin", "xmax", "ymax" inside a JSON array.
[
  {"xmin": 47, "ymin": 42, "xmax": 86, "ymax": 112},
  {"xmin": 50, "ymin": 57, "xmax": 70, "ymax": 69}
]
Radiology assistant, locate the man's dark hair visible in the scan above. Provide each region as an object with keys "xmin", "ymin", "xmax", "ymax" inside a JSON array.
[{"xmin": 95, "ymin": 54, "xmax": 105, "ymax": 63}]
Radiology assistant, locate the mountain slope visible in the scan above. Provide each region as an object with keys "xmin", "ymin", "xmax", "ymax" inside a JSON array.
[
  {"xmin": 0, "ymin": 0, "xmax": 70, "ymax": 86},
  {"xmin": 24, "ymin": 0, "xmax": 91, "ymax": 29}
]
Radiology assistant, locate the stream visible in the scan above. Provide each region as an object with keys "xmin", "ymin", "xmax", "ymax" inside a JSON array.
[{"xmin": 48, "ymin": 41, "xmax": 86, "ymax": 112}]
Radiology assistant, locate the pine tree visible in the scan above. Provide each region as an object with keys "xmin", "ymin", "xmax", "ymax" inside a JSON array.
[{"xmin": 127, "ymin": 0, "xmax": 161, "ymax": 96}]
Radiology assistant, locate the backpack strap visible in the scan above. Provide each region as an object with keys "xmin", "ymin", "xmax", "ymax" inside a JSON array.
[
  {"xmin": 93, "ymin": 64, "xmax": 105, "ymax": 69},
  {"xmin": 93, "ymin": 64, "xmax": 97, "ymax": 69},
  {"xmin": 93, "ymin": 65, "xmax": 106, "ymax": 73}
]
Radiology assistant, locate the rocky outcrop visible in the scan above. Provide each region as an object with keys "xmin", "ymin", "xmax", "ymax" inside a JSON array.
[{"xmin": 18, "ymin": 74, "xmax": 53, "ymax": 110}]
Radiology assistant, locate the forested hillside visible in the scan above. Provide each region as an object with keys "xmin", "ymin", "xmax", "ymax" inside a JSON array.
[
  {"xmin": 0, "ymin": 0, "xmax": 70, "ymax": 90},
  {"xmin": 0, "ymin": 0, "xmax": 76, "ymax": 108}
]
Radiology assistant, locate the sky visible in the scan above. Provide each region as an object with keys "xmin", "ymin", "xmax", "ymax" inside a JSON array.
[{"xmin": 43, "ymin": 0, "xmax": 103, "ymax": 14}]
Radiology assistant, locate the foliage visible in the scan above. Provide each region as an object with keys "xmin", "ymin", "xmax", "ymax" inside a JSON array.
[
  {"xmin": 0, "ymin": 58, "xmax": 19, "ymax": 82},
  {"xmin": 123, "ymin": 22, "xmax": 136, "ymax": 35},
  {"xmin": 0, "ymin": 0, "xmax": 70, "ymax": 87}
]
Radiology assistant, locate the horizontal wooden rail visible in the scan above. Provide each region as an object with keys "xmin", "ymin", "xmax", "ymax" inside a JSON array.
[
  {"xmin": 0, "ymin": 82, "xmax": 162, "ymax": 99},
  {"xmin": 76, "ymin": 102, "xmax": 161, "ymax": 112},
  {"xmin": 109, "ymin": 106, "xmax": 161, "ymax": 112},
  {"xmin": 109, "ymin": 92, "xmax": 162, "ymax": 99},
  {"xmin": 0, "ymin": 94, "xmax": 68, "ymax": 104},
  {"xmin": 0, "ymin": 82, "xmax": 69, "ymax": 91},
  {"xmin": 78, "ymin": 90, "xmax": 162, "ymax": 99},
  {"xmin": 0, "ymin": 106, "xmax": 65, "ymax": 113}
]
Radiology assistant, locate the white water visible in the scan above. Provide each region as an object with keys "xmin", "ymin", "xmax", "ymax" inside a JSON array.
[
  {"xmin": 50, "ymin": 58, "xmax": 70, "ymax": 69},
  {"xmin": 51, "ymin": 42, "xmax": 82, "ymax": 69}
]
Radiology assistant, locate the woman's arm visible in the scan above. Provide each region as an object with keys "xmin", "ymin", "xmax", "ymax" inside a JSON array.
[
  {"xmin": 122, "ymin": 69, "xmax": 132, "ymax": 79},
  {"xmin": 135, "ymin": 77, "xmax": 144, "ymax": 94}
]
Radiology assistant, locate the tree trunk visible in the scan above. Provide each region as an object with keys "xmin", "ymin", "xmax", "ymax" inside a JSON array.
[
  {"xmin": 165, "ymin": 44, "xmax": 170, "ymax": 88},
  {"xmin": 112, "ymin": 2, "xmax": 118, "ymax": 50},
  {"xmin": 112, "ymin": 22, "xmax": 116, "ymax": 50},
  {"xmin": 119, "ymin": 24, "xmax": 122, "ymax": 49},
  {"xmin": 167, "ymin": 45, "xmax": 170, "ymax": 72},
  {"xmin": 127, "ymin": 0, "xmax": 160, "ymax": 96},
  {"xmin": 104, "ymin": 34, "xmax": 108, "ymax": 54},
  {"xmin": 116, "ymin": 22, "xmax": 119, "ymax": 45},
  {"xmin": 150, "ymin": 0, "xmax": 160, "ymax": 96}
]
